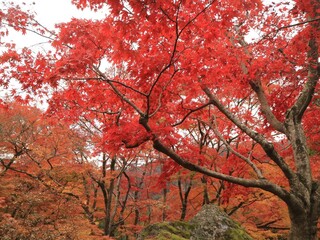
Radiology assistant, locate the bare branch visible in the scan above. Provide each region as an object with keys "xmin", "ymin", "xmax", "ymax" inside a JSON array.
[
  {"xmin": 107, "ymin": 79, "xmax": 148, "ymax": 97},
  {"xmin": 150, "ymin": 68, "xmax": 179, "ymax": 117},
  {"xmin": 147, "ymin": 1, "xmax": 216, "ymax": 116},
  {"xmin": 258, "ymin": 17, "xmax": 320, "ymax": 44},
  {"xmin": 206, "ymin": 116, "xmax": 264, "ymax": 179},
  {"xmin": 229, "ymin": 25, "xmax": 285, "ymax": 134},
  {"xmin": 92, "ymin": 66, "xmax": 145, "ymax": 117},
  {"xmin": 172, "ymin": 102, "xmax": 211, "ymax": 127}
]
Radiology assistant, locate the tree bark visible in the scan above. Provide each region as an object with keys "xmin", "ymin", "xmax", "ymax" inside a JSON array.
[
  {"xmin": 201, "ymin": 176, "xmax": 210, "ymax": 205},
  {"xmin": 95, "ymin": 154, "xmax": 117, "ymax": 237},
  {"xmin": 162, "ymin": 184, "xmax": 168, "ymax": 222},
  {"xmin": 105, "ymin": 156, "xmax": 116, "ymax": 236},
  {"xmin": 288, "ymin": 209, "xmax": 318, "ymax": 240},
  {"xmin": 178, "ymin": 174, "xmax": 193, "ymax": 221},
  {"xmin": 285, "ymin": 179, "xmax": 320, "ymax": 240}
]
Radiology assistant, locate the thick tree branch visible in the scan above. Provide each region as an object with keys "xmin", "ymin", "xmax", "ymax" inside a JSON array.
[
  {"xmin": 282, "ymin": 23, "xmax": 319, "ymax": 194},
  {"xmin": 201, "ymin": 85, "xmax": 296, "ymax": 183},
  {"xmin": 230, "ymin": 27, "xmax": 285, "ymax": 134},
  {"xmin": 151, "ymin": 136, "xmax": 291, "ymax": 202},
  {"xmin": 291, "ymin": 37, "xmax": 319, "ymax": 121},
  {"xmin": 138, "ymin": 112, "xmax": 291, "ymax": 203},
  {"xmin": 122, "ymin": 134, "xmax": 151, "ymax": 148},
  {"xmin": 249, "ymin": 79, "xmax": 285, "ymax": 133}
]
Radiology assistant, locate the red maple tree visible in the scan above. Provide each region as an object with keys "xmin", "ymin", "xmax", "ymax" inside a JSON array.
[{"xmin": 1, "ymin": 0, "xmax": 319, "ymax": 239}]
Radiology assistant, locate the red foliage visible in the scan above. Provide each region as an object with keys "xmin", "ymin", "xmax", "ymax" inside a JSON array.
[{"xmin": 0, "ymin": 0, "xmax": 319, "ymax": 238}]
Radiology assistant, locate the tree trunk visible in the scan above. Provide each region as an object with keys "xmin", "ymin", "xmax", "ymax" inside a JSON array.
[
  {"xmin": 178, "ymin": 173, "xmax": 193, "ymax": 221},
  {"xmin": 289, "ymin": 210, "xmax": 318, "ymax": 240},
  {"xmin": 288, "ymin": 182, "xmax": 320, "ymax": 240},
  {"xmin": 201, "ymin": 176, "xmax": 210, "ymax": 205},
  {"xmin": 162, "ymin": 185, "xmax": 167, "ymax": 222},
  {"xmin": 180, "ymin": 202, "xmax": 187, "ymax": 221},
  {"xmin": 134, "ymin": 203, "xmax": 140, "ymax": 225},
  {"xmin": 97, "ymin": 155, "xmax": 117, "ymax": 237},
  {"xmin": 105, "ymin": 156, "xmax": 116, "ymax": 236}
]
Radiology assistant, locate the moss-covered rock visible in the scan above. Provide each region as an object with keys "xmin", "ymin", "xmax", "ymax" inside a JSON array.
[
  {"xmin": 138, "ymin": 204, "xmax": 253, "ymax": 240},
  {"xmin": 189, "ymin": 204, "xmax": 253, "ymax": 240},
  {"xmin": 138, "ymin": 221, "xmax": 194, "ymax": 240}
]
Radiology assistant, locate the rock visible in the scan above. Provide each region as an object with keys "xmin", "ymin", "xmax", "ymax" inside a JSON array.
[
  {"xmin": 189, "ymin": 204, "xmax": 253, "ymax": 240},
  {"xmin": 137, "ymin": 221, "xmax": 193, "ymax": 240},
  {"xmin": 138, "ymin": 204, "xmax": 253, "ymax": 240}
]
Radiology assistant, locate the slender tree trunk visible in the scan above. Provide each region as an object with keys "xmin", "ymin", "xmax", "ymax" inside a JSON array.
[
  {"xmin": 162, "ymin": 184, "xmax": 167, "ymax": 222},
  {"xmin": 119, "ymin": 172, "xmax": 131, "ymax": 225},
  {"xmin": 96, "ymin": 155, "xmax": 117, "ymax": 237},
  {"xmin": 178, "ymin": 175, "xmax": 192, "ymax": 221},
  {"xmin": 133, "ymin": 159, "xmax": 147, "ymax": 225},
  {"xmin": 105, "ymin": 156, "xmax": 116, "ymax": 236},
  {"xmin": 147, "ymin": 189, "xmax": 152, "ymax": 224},
  {"xmin": 134, "ymin": 189, "xmax": 140, "ymax": 225},
  {"xmin": 201, "ymin": 176, "xmax": 210, "ymax": 205},
  {"xmin": 180, "ymin": 201, "xmax": 187, "ymax": 221}
]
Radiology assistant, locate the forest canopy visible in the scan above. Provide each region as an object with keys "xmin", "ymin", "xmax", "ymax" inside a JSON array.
[{"xmin": 0, "ymin": 0, "xmax": 319, "ymax": 239}]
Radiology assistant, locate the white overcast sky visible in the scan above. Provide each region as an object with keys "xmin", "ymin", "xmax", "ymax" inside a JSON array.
[
  {"xmin": 4, "ymin": 0, "xmax": 106, "ymax": 48},
  {"xmin": 1, "ymin": 0, "xmax": 108, "ymax": 105},
  {"xmin": 13, "ymin": 0, "xmax": 105, "ymax": 25},
  {"xmin": 4, "ymin": 0, "xmax": 288, "ymax": 50}
]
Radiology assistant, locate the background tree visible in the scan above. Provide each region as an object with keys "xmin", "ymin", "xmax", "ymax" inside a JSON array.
[
  {"xmin": 0, "ymin": 101, "xmax": 293, "ymax": 239},
  {"xmin": 0, "ymin": 102, "xmax": 103, "ymax": 239}
]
